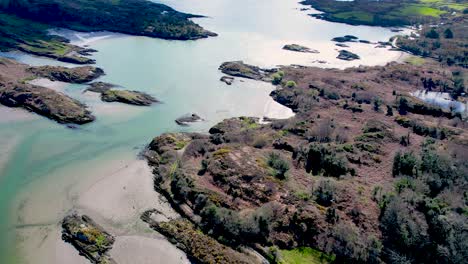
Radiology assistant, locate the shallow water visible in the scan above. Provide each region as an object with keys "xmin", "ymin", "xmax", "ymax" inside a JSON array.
[
  {"xmin": 411, "ymin": 90, "xmax": 467, "ymax": 114},
  {"xmin": 0, "ymin": 0, "xmax": 406, "ymax": 262}
]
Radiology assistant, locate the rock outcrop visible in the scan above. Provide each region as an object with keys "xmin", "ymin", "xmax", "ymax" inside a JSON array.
[
  {"xmin": 332, "ymin": 35, "xmax": 358, "ymax": 43},
  {"xmin": 175, "ymin": 113, "xmax": 203, "ymax": 126},
  {"xmin": 283, "ymin": 44, "xmax": 319, "ymax": 53},
  {"xmin": 0, "ymin": 83, "xmax": 95, "ymax": 124},
  {"xmin": 100, "ymin": 90, "xmax": 159, "ymax": 106},
  {"xmin": 62, "ymin": 214, "xmax": 115, "ymax": 264},
  {"xmin": 219, "ymin": 61, "xmax": 276, "ymax": 81},
  {"xmin": 86, "ymin": 82, "xmax": 116, "ymax": 93},
  {"xmin": 28, "ymin": 66, "xmax": 105, "ymax": 84},
  {"xmin": 220, "ymin": 76, "xmax": 234, "ymax": 85}
]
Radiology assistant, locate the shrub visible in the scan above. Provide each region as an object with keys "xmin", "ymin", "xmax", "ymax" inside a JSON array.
[
  {"xmin": 386, "ymin": 105, "xmax": 393, "ymax": 116},
  {"xmin": 271, "ymin": 72, "xmax": 283, "ymax": 85},
  {"xmin": 286, "ymin": 80, "xmax": 297, "ymax": 88},
  {"xmin": 373, "ymin": 97, "xmax": 382, "ymax": 112},
  {"xmin": 305, "ymin": 143, "xmax": 348, "ymax": 177},
  {"xmin": 425, "ymin": 28, "xmax": 439, "ymax": 39},
  {"xmin": 392, "ymin": 151, "xmax": 418, "ymax": 177},
  {"xmin": 397, "ymin": 97, "xmax": 409, "ymax": 115},
  {"xmin": 444, "ymin": 28, "xmax": 453, "ymax": 39},
  {"xmin": 253, "ymin": 136, "xmax": 268, "ymax": 149},
  {"xmin": 313, "ymin": 179, "xmax": 337, "ymax": 206},
  {"xmin": 267, "ymin": 153, "xmax": 290, "ymax": 179}
]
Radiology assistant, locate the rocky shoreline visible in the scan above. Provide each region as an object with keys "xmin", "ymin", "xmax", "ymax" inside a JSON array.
[{"xmin": 139, "ymin": 58, "xmax": 467, "ymax": 263}]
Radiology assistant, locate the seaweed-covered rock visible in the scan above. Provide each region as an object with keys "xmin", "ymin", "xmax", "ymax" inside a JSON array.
[
  {"xmin": 62, "ymin": 214, "xmax": 115, "ymax": 264},
  {"xmin": 332, "ymin": 35, "xmax": 358, "ymax": 43},
  {"xmin": 337, "ymin": 50, "xmax": 360, "ymax": 61},
  {"xmin": 86, "ymin": 82, "xmax": 116, "ymax": 93},
  {"xmin": 101, "ymin": 90, "xmax": 158, "ymax": 106},
  {"xmin": 175, "ymin": 113, "xmax": 203, "ymax": 126}
]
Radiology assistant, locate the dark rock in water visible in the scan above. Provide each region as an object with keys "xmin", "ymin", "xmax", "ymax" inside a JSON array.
[
  {"xmin": 332, "ymin": 35, "xmax": 358, "ymax": 43},
  {"xmin": 375, "ymin": 41, "xmax": 391, "ymax": 48},
  {"xmin": 219, "ymin": 61, "xmax": 275, "ymax": 81},
  {"xmin": 101, "ymin": 90, "xmax": 159, "ymax": 106},
  {"xmin": 220, "ymin": 76, "xmax": 234, "ymax": 85},
  {"xmin": 335, "ymin": 43, "xmax": 349, "ymax": 48},
  {"xmin": 86, "ymin": 82, "xmax": 116, "ymax": 93},
  {"xmin": 28, "ymin": 65, "xmax": 104, "ymax": 84},
  {"xmin": 337, "ymin": 50, "xmax": 360, "ymax": 61},
  {"xmin": 359, "ymin": 40, "xmax": 371, "ymax": 44},
  {"xmin": 62, "ymin": 214, "xmax": 115, "ymax": 264},
  {"xmin": 283, "ymin": 44, "xmax": 319, "ymax": 53},
  {"xmin": 176, "ymin": 113, "xmax": 202, "ymax": 126},
  {"xmin": 0, "ymin": 83, "xmax": 95, "ymax": 124},
  {"xmin": 77, "ymin": 48, "xmax": 98, "ymax": 56},
  {"xmin": 344, "ymin": 35, "xmax": 358, "ymax": 40},
  {"xmin": 391, "ymin": 28, "xmax": 403, "ymax": 32}
]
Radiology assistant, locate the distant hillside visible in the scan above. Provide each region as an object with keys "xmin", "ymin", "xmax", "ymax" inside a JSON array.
[{"xmin": 0, "ymin": 0, "xmax": 216, "ymax": 40}]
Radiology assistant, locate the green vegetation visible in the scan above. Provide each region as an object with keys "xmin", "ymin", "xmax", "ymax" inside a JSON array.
[
  {"xmin": 405, "ymin": 56, "xmax": 426, "ymax": 66},
  {"xmin": 302, "ymin": 0, "xmax": 467, "ymax": 27},
  {"xmin": 271, "ymin": 71, "xmax": 285, "ymax": 85},
  {"xmin": 380, "ymin": 141, "xmax": 467, "ymax": 263},
  {"xmin": 305, "ymin": 144, "xmax": 348, "ymax": 177},
  {"xmin": 398, "ymin": 15, "xmax": 468, "ymax": 68},
  {"xmin": 279, "ymin": 247, "xmax": 335, "ymax": 264},
  {"xmin": 267, "ymin": 153, "xmax": 290, "ymax": 179},
  {"xmin": 213, "ymin": 148, "xmax": 231, "ymax": 159},
  {"xmin": 285, "ymin": 80, "xmax": 297, "ymax": 88},
  {"xmin": 0, "ymin": 13, "xmax": 92, "ymax": 63},
  {"xmin": 392, "ymin": 151, "xmax": 418, "ymax": 177},
  {"xmin": 0, "ymin": 0, "xmax": 215, "ymax": 62}
]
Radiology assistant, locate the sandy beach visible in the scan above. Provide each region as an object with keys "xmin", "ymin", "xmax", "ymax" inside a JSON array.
[{"xmin": 13, "ymin": 152, "xmax": 188, "ymax": 264}]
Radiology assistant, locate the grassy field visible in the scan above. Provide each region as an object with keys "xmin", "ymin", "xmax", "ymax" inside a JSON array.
[
  {"xmin": 397, "ymin": 4, "xmax": 446, "ymax": 17},
  {"xmin": 280, "ymin": 247, "xmax": 335, "ymax": 264},
  {"xmin": 405, "ymin": 56, "xmax": 427, "ymax": 66},
  {"xmin": 303, "ymin": 0, "xmax": 468, "ymax": 26}
]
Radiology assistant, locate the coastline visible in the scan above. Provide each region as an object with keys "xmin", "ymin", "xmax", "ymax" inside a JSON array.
[{"xmin": 0, "ymin": 0, "xmax": 456, "ymax": 262}]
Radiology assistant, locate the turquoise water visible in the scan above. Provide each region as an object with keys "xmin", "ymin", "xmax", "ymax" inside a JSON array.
[{"xmin": 0, "ymin": 0, "xmax": 404, "ymax": 262}]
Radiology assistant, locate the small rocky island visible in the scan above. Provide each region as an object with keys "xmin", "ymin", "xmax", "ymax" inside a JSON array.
[
  {"xmin": 62, "ymin": 214, "xmax": 115, "ymax": 264},
  {"xmin": 86, "ymin": 82, "xmax": 159, "ymax": 106},
  {"xmin": 283, "ymin": 44, "xmax": 319, "ymax": 53},
  {"xmin": 337, "ymin": 50, "xmax": 360, "ymax": 61},
  {"xmin": 218, "ymin": 61, "xmax": 276, "ymax": 81}
]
